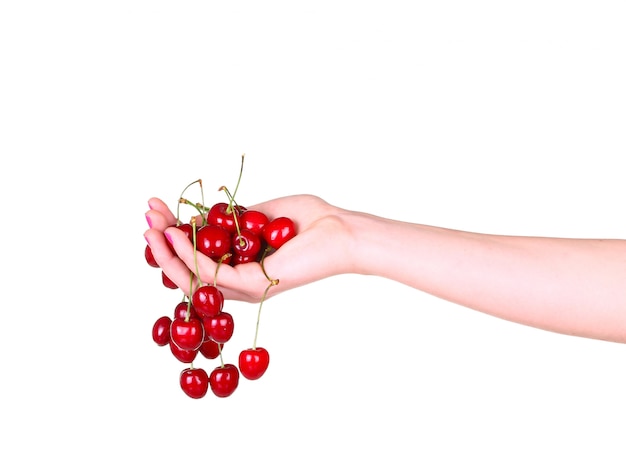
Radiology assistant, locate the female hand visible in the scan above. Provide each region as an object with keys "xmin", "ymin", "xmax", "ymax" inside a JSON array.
[{"xmin": 144, "ymin": 194, "xmax": 355, "ymax": 302}]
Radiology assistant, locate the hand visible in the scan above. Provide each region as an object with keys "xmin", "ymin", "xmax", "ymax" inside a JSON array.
[{"xmin": 144, "ymin": 194, "xmax": 354, "ymax": 302}]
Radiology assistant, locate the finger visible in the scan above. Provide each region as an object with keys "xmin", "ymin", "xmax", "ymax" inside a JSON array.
[
  {"xmin": 144, "ymin": 228, "xmax": 197, "ymax": 296},
  {"xmin": 166, "ymin": 225, "xmax": 277, "ymax": 302},
  {"xmin": 165, "ymin": 225, "xmax": 231, "ymax": 286},
  {"xmin": 145, "ymin": 208, "xmax": 175, "ymax": 232},
  {"xmin": 147, "ymin": 197, "xmax": 177, "ymax": 224}
]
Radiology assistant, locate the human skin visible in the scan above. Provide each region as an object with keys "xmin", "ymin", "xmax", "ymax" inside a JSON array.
[{"xmin": 144, "ymin": 194, "xmax": 626, "ymax": 344}]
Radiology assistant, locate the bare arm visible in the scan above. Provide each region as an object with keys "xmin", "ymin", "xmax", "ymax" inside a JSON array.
[
  {"xmin": 346, "ymin": 212, "xmax": 626, "ymax": 344},
  {"xmin": 145, "ymin": 194, "xmax": 626, "ymax": 344}
]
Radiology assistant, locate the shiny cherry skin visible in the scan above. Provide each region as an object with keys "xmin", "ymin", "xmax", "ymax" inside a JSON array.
[
  {"xmin": 203, "ymin": 311, "xmax": 235, "ymax": 344},
  {"xmin": 262, "ymin": 217, "xmax": 296, "ymax": 249},
  {"xmin": 192, "ymin": 285, "xmax": 224, "ymax": 318},
  {"xmin": 231, "ymin": 253, "xmax": 255, "ymax": 266},
  {"xmin": 206, "ymin": 202, "xmax": 239, "ymax": 233},
  {"xmin": 170, "ymin": 317, "xmax": 204, "ymax": 351},
  {"xmin": 152, "ymin": 316, "xmax": 172, "ymax": 346},
  {"xmin": 173, "ymin": 301, "xmax": 199, "ymax": 321},
  {"xmin": 195, "ymin": 224, "xmax": 232, "ymax": 260},
  {"xmin": 238, "ymin": 347, "xmax": 270, "ymax": 380},
  {"xmin": 231, "ymin": 229, "xmax": 263, "ymax": 258},
  {"xmin": 180, "ymin": 367, "xmax": 209, "ymax": 399},
  {"xmin": 209, "ymin": 363, "xmax": 239, "ymax": 398},
  {"xmin": 169, "ymin": 340, "xmax": 198, "ymax": 363},
  {"xmin": 240, "ymin": 209, "xmax": 269, "ymax": 235},
  {"xmin": 199, "ymin": 339, "xmax": 221, "ymax": 360}
]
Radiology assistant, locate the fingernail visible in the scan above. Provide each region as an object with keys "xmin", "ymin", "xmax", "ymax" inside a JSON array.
[
  {"xmin": 145, "ymin": 214, "xmax": 153, "ymax": 228},
  {"xmin": 164, "ymin": 232, "xmax": 173, "ymax": 245},
  {"xmin": 144, "ymin": 234, "xmax": 151, "ymax": 245}
]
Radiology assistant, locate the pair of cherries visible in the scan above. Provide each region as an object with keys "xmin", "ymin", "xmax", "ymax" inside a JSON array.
[{"xmin": 146, "ymin": 197, "xmax": 296, "ymax": 399}]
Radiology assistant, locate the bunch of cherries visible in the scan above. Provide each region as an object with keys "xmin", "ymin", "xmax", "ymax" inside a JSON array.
[{"xmin": 145, "ymin": 157, "xmax": 297, "ymax": 399}]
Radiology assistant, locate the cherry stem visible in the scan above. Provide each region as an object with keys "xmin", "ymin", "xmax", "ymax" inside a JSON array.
[
  {"xmin": 213, "ymin": 253, "xmax": 231, "ymax": 287},
  {"xmin": 218, "ymin": 343, "xmax": 224, "ymax": 368},
  {"xmin": 179, "ymin": 197, "xmax": 207, "ymax": 225},
  {"xmin": 176, "ymin": 179, "xmax": 202, "ymax": 225},
  {"xmin": 231, "ymin": 153, "xmax": 245, "ymax": 203},
  {"xmin": 218, "ymin": 186, "xmax": 244, "ymax": 246},
  {"xmin": 253, "ymin": 280, "xmax": 277, "ymax": 349},
  {"xmin": 253, "ymin": 248, "xmax": 279, "ymax": 349},
  {"xmin": 259, "ymin": 246, "xmax": 276, "ymax": 283},
  {"xmin": 191, "ymin": 216, "xmax": 203, "ymax": 289}
]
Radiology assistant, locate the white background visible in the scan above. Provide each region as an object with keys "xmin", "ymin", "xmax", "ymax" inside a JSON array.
[{"xmin": 1, "ymin": 1, "xmax": 625, "ymax": 450}]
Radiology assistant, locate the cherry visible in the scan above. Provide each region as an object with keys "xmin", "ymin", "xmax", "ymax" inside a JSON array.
[
  {"xmin": 152, "ymin": 316, "xmax": 172, "ymax": 346},
  {"xmin": 170, "ymin": 317, "xmax": 204, "ymax": 351},
  {"xmin": 231, "ymin": 253, "xmax": 256, "ymax": 266},
  {"xmin": 206, "ymin": 202, "xmax": 240, "ymax": 233},
  {"xmin": 145, "ymin": 245, "xmax": 159, "ymax": 268},
  {"xmin": 166, "ymin": 222, "xmax": 194, "ymax": 254},
  {"xmin": 240, "ymin": 209, "xmax": 269, "ymax": 235},
  {"xmin": 173, "ymin": 301, "xmax": 199, "ymax": 321},
  {"xmin": 195, "ymin": 224, "xmax": 232, "ymax": 261},
  {"xmin": 176, "ymin": 222, "xmax": 194, "ymax": 240},
  {"xmin": 180, "ymin": 367, "xmax": 209, "ymax": 399},
  {"xmin": 209, "ymin": 363, "xmax": 239, "ymax": 398},
  {"xmin": 231, "ymin": 229, "xmax": 263, "ymax": 258},
  {"xmin": 169, "ymin": 340, "xmax": 198, "ymax": 363},
  {"xmin": 262, "ymin": 217, "xmax": 296, "ymax": 250},
  {"xmin": 191, "ymin": 285, "xmax": 224, "ymax": 318},
  {"xmin": 199, "ymin": 339, "xmax": 221, "ymax": 360},
  {"xmin": 238, "ymin": 347, "xmax": 270, "ymax": 380},
  {"xmin": 161, "ymin": 271, "xmax": 178, "ymax": 289},
  {"xmin": 145, "ymin": 156, "xmax": 300, "ymax": 399},
  {"xmin": 203, "ymin": 311, "xmax": 235, "ymax": 344}
]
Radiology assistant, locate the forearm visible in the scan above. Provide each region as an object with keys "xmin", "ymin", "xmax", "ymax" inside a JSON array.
[{"xmin": 345, "ymin": 211, "xmax": 626, "ymax": 343}]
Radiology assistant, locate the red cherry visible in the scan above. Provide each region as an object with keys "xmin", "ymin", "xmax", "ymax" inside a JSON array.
[
  {"xmin": 164, "ymin": 223, "xmax": 194, "ymax": 255},
  {"xmin": 238, "ymin": 347, "xmax": 270, "ymax": 380},
  {"xmin": 145, "ymin": 245, "xmax": 159, "ymax": 268},
  {"xmin": 177, "ymin": 222, "xmax": 194, "ymax": 239},
  {"xmin": 209, "ymin": 363, "xmax": 239, "ymax": 398},
  {"xmin": 180, "ymin": 367, "xmax": 209, "ymax": 399},
  {"xmin": 230, "ymin": 253, "xmax": 255, "ymax": 266},
  {"xmin": 240, "ymin": 209, "xmax": 269, "ymax": 235},
  {"xmin": 206, "ymin": 202, "xmax": 239, "ymax": 233},
  {"xmin": 192, "ymin": 285, "xmax": 224, "ymax": 318},
  {"xmin": 203, "ymin": 311, "xmax": 235, "ymax": 344},
  {"xmin": 195, "ymin": 224, "xmax": 232, "ymax": 260},
  {"xmin": 173, "ymin": 301, "xmax": 199, "ymax": 321},
  {"xmin": 169, "ymin": 340, "xmax": 198, "ymax": 363},
  {"xmin": 170, "ymin": 317, "xmax": 204, "ymax": 351},
  {"xmin": 161, "ymin": 271, "xmax": 178, "ymax": 289},
  {"xmin": 199, "ymin": 339, "xmax": 221, "ymax": 359},
  {"xmin": 152, "ymin": 316, "xmax": 172, "ymax": 346},
  {"xmin": 231, "ymin": 229, "xmax": 263, "ymax": 258},
  {"xmin": 262, "ymin": 217, "xmax": 296, "ymax": 249}
]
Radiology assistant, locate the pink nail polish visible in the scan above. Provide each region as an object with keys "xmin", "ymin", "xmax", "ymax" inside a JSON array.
[
  {"xmin": 164, "ymin": 232, "xmax": 173, "ymax": 245},
  {"xmin": 145, "ymin": 214, "xmax": 153, "ymax": 228}
]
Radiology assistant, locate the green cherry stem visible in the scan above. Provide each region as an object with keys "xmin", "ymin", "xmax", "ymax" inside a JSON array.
[
  {"xmin": 230, "ymin": 153, "xmax": 245, "ymax": 203},
  {"xmin": 179, "ymin": 197, "xmax": 207, "ymax": 224},
  {"xmin": 213, "ymin": 253, "xmax": 231, "ymax": 287},
  {"xmin": 218, "ymin": 343, "xmax": 224, "ymax": 368},
  {"xmin": 218, "ymin": 185, "xmax": 244, "ymax": 245},
  {"xmin": 176, "ymin": 179, "xmax": 202, "ymax": 225},
  {"xmin": 258, "ymin": 246, "xmax": 275, "ymax": 283},
  {"xmin": 191, "ymin": 216, "xmax": 203, "ymax": 288},
  {"xmin": 253, "ymin": 247, "xmax": 279, "ymax": 349},
  {"xmin": 253, "ymin": 280, "xmax": 277, "ymax": 349}
]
